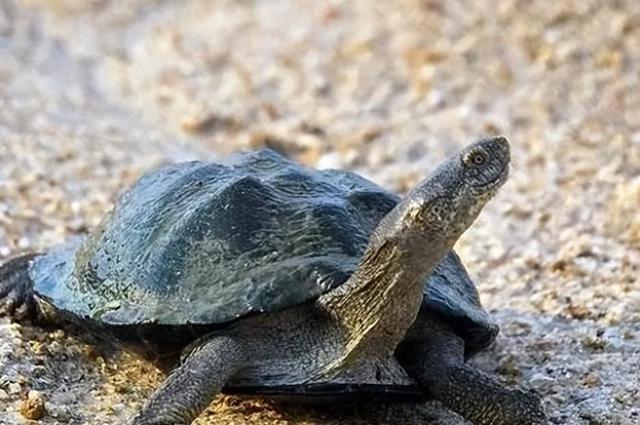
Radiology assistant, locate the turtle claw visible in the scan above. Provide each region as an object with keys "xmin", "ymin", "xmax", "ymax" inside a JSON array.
[{"xmin": 0, "ymin": 254, "xmax": 39, "ymax": 322}]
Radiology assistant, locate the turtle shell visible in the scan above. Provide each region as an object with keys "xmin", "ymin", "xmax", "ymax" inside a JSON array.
[{"xmin": 30, "ymin": 149, "xmax": 497, "ymax": 353}]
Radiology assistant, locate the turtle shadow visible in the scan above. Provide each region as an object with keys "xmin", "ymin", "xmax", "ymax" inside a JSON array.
[{"xmin": 204, "ymin": 395, "xmax": 469, "ymax": 425}]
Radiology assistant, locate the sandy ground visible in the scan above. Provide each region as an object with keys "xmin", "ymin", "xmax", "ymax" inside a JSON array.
[{"xmin": 0, "ymin": 0, "xmax": 639, "ymax": 424}]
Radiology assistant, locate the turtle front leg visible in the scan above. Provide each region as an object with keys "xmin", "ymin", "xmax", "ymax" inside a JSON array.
[
  {"xmin": 131, "ymin": 336, "xmax": 246, "ymax": 425},
  {"xmin": 0, "ymin": 253, "xmax": 40, "ymax": 321},
  {"xmin": 397, "ymin": 315, "xmax": 546, "ymax": 425}
]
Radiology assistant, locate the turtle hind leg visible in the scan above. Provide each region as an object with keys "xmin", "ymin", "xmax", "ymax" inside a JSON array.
[
  {"xmin": 131, "ymin": 335, "xmax": 247, "ymax": 425},
  {"xmin": 0, "ymin": 253, "xmax": 40, "ymax": 322},
  {"xmin": 397, "ymin": 314, "xmax": 546, "ymax": 425}
]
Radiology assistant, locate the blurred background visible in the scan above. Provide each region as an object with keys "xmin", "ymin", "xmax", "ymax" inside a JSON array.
[{"xmin": 0, "ymin": 1, "xmax": 638, "ymax": 424}]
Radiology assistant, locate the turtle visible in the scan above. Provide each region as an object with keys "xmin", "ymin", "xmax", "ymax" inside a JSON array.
[{"xmin": 0, "ymin": 136, "xmax": 545, "ymax": 425}]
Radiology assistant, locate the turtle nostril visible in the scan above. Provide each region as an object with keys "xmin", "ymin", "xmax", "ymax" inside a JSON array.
[
  {"xmin": 493, "ymin": 136, "xmax": 508, "ymax": 149},
  {"xmin": 492, "ymin": 136, "xmax": 510, "ymax": 161}
]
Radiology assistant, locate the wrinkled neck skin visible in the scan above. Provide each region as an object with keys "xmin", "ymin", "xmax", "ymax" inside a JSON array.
[
  {"xmin": 317, "ymin": 228, "xmax": 454, "ymax": 364},
  {"xmin": 314, "ymin": 139, "xmax": 507, "ymax": 376}
]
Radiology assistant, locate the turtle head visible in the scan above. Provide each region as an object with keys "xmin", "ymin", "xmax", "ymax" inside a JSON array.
[
  {"xmin": 320, "ymin": 137, "xmax": 509, "ymax": 360},
  {"xmin": 373, "ymin": 136, "xmax": 510, "ymax": 253}
]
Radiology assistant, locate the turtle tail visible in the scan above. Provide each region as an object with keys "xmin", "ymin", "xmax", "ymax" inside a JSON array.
[{"xmin": 0, "ymin": 253, "xmax": 40, "ymax": 322}]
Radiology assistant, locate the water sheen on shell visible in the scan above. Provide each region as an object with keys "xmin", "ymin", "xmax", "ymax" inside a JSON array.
[{"xmin": 30, "ymin": 149, "xmax": 496, "ymax": 352}]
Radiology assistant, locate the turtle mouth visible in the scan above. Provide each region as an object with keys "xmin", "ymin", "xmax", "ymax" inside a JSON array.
[
  {"xmin": 493, "ymin": 164, "xmax": 510, "ymax": 187},
  {"xmin": 471, "ymin": 163, "xmax": 509, "ymax": 194}
]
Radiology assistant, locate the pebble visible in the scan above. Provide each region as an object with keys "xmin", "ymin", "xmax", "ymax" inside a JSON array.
[
  {"xmin": 8, "ymin": 382, "xmax": 22, "ymax": 395},
  {"xmin": 576, "ymin": 393, "xmax": 613, "ymax": 424},
  {"xmin": 528, "ymin": 373, "xmax": 556, "ymax": 392},
  {"xmin": 44, "ymin": 402, "xmax": 73, "ymax": 422},
  {"xmin": 20, "ymin": 390, "xmax": 46, "ymax": 420},
  {"xmin": 601, "ymin": 328, "xmax": 625, "ymax": 350}
]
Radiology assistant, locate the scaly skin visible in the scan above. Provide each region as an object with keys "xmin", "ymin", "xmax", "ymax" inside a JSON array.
[
  {"xmin": 398, "ymin": 314, "xmax": 547, "ymax": 425},
  {"xmin": 131, "ymin": 337, "xmax": 246, "ymax": 425}
]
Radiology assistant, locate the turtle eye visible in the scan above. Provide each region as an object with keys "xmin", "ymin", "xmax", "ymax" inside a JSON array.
[
  {"xmin": 472, "ymin": 153, "xmax": 486, "ymax": 165},
  {"xmin": 464, "ymin": 149, "xmax": 488, "ymax": 167}
]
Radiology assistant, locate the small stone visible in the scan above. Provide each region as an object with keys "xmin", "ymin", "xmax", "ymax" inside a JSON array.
[
  {"xmin": 0, "ymin": 388, "xmax": 9, "ymax": 400},
  {"xmin": 30, "ymin": 341, "xmax": 49, "ymax": 356},
  {"xmin": 44, "ymin": 402, "xmax": 72, "ymax": 422},
  {"xmin": 577, "ymin": 393, "xmax": 613, "ymax": 424},
  {"xmin": 109, "ymin": 403, "xmax": 128, "ymax": 416},
  {"xmin": 20, "ymin": 390, "xmax": 46, "ymax": 420},
  {"xmin": 581, "ymin": 336, "xmax": 607, "ymax": 351},
  {"xmin": 601, "ymin": 328, "xmax": 624, "ymax": 350},
  {"xmin": 496, "ymin": 356, "xmax": 522, "ymax": 378},
  {"xmin": 180, "ymin": 113, "xmax": 240, "ymax": 135},
  {"xmin": 566, "ymin": 303, "xmax": 590, "ymax": 320},
  {"xmin": 8, "ymin": 382, "xmax": 22, "ymax": 394},
  {"xmin": 582, "ymin": 372, "xmax": 601, "ymax": 388},
  {"xmin": 529, "ymin": 373, "xmax": 555, "ymax": 391}
]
